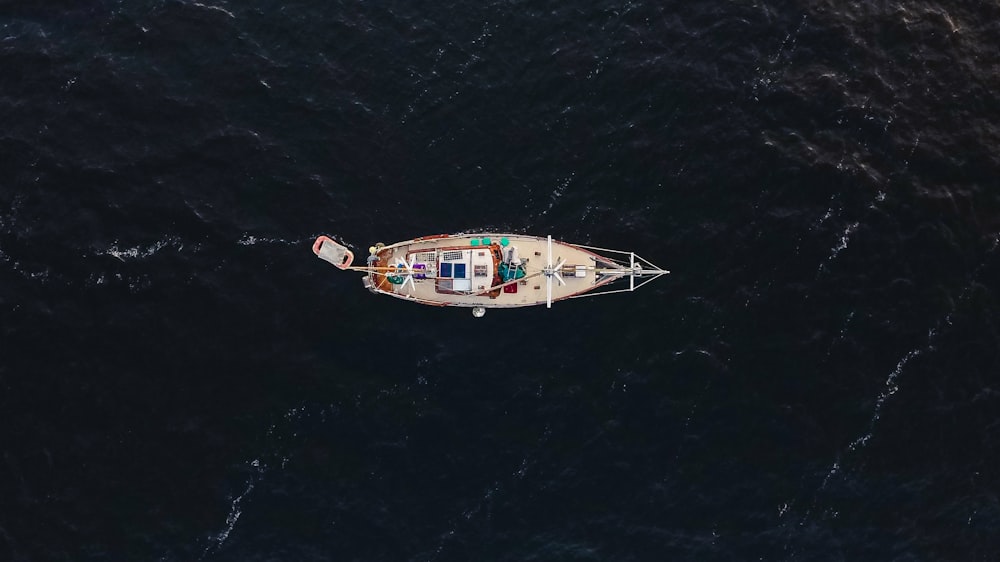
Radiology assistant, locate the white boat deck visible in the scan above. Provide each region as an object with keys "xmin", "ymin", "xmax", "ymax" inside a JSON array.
[{"xmin": 370, "ymin": 234, "xmax": 620, "ymax": 308}]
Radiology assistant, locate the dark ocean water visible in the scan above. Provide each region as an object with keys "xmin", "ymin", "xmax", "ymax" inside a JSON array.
[{"xmin": 2, "ymin": 0, "xmax": 999, "ymax": 560}]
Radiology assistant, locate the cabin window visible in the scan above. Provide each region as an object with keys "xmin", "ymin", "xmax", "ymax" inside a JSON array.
[{"xmin": 438, "ymin": 262, "xmax": 468, "ymax": 279}]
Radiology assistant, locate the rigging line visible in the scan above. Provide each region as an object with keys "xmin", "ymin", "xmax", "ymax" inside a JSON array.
[
  {"xmin": 566, "ymin": 288, "xmax": 637, "ymax": 299},
  {"xmin": 632, "ymin": 274, "xmax": 671, "ymax": 291},
  {"xmin": 469, "ymin": 271, "xmax": 544, "ymax": 296},
  {"xmin": 573, "ymin": 243, "xmax": 635, "ymax": 254}
]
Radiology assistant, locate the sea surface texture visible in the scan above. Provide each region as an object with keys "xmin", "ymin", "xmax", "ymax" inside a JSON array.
[{"xmin": 2, "ymin": 1, "xmax": 998, "ymax": 560}]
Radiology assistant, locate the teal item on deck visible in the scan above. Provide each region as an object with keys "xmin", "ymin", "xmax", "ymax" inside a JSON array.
[
  {"xmin": 482, "ymin": 237, "xmax": 491, "ymax": 245},
  {"xmin": 498, "ymin": 262, "xmax": 526, "ymax": 282},
  {"xmin": 500, "ymin": 237, "xmax": 509, "ymax": 246},
  {"xmin": 471, "ymin": 238, "xmax": 480, "ymax": 246}
]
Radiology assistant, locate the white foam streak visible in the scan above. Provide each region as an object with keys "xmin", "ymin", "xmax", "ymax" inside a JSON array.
[
  {"xmin": 189, "ymin": 2, "xmax": 235, "ymax": 19},
  {"xmin": 903, "ymin": 135, "xmax": 920, "ymax": 170},
  {"xmin": 849, "ymin": 349, "xmax": 921, "ymax": 452},
  {"xmin": 750, "ymin": 16, "xmax": 808, "ymax": 101},
  {"xmin": 540, "ymin": 173, "xmax": 574, "ymax": 216},
  {"xmin": 200, "ymin": 459, "xmax": 264, "ymax": 559},
  {"xmin": 217, "ymin": 487, "xmax": 248, "ymax": 544},
  {"xmin": 238, "ymin": 234, "xmax": 316, "ymax": 247},
  {"xmin": 1, "ymin": 246, "xmax": 53, "ymax": 283},
  {"xmin": 827, "ymin": 222, "xmax": 859, "ymax": 262},
  {"xmin": 104, "ymin": 238, "xmax": 182, "ymax": 261},
  {"xmin": 237, "ymin": 235, "xmax": 281, "ymax": 246},
  {"xmin": 817, "ymin": 221, "xmax": 860, "ymax": 277},
  {"xmin": 793, "ymin": 343, "xmax": 928, "ymax": 538},
  {"xmin": 817, "ymin": 207, "xmax": 833, "ymax": 227},
  {"xmin": 770, "ymin": 15, "xmax": 808, "ymax": 64}
]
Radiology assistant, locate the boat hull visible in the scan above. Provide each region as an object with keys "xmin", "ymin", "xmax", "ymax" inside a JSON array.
[
  {"xmin": 369, "ymin": 233, "xmax": 613, "ymax": 308},
  {"xmin": 335, "ymin": 233, "xmax": 621, "ymax": 308},
  {"xmin": 313, "ymin": 232, "xmax": 668, "ymax": 311}
]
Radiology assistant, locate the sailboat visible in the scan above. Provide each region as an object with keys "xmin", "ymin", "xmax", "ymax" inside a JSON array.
[{"xmin": 313, "ymin": 232, "xmax": 669, "ymax": 316}]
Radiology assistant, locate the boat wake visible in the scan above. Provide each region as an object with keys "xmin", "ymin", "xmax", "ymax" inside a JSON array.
[
  {"xmin": 237, "ymin": 234, "xmax": 320, "ymax": 247},
  {"xmin": 68, "ymin": 233, "xmax": 319, "ymax": 292},
  {"xmin": 104, "ymin": 237, "xmax": 188, "ymax": 261}
]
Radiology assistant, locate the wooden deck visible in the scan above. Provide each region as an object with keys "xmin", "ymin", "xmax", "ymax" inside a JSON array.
[{"xmin": 367, "ymin": 234, "xmax": 621, "ymax": 308}]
